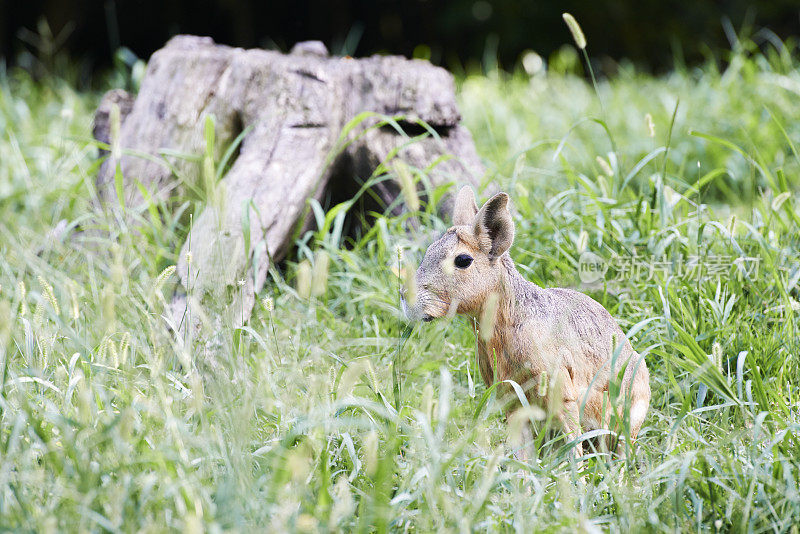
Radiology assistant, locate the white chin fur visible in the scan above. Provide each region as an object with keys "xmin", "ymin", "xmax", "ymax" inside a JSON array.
[
  {"xmin": 400, "ymin": 295, "xmax": 427, "ymax": 322},
  {"xmin": 400, "ymin": 296, "xmax": 411, "ymax": 319}
]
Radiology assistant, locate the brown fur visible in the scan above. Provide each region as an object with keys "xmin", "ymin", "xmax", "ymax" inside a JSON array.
[{"xmin": 402, "ymin": 187, "xmax": 651, "ymax": 457}]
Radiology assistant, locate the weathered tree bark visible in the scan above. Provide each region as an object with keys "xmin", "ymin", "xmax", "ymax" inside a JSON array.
[{"xmin": 93, "ymin": 35, "xmax": 485, "ymax": 328}]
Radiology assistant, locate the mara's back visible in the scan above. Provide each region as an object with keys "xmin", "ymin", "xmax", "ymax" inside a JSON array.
[{"xmin": 510, "ymin": 277, "xmax": 647, "ymax": 396}]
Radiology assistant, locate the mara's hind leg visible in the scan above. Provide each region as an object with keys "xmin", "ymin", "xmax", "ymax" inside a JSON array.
[
  {"xmin": 511, "ymin": 423, "xmax": 534, "ymax": 463},
  {"xmin": 614, "ymin": 352, "xmax": 651, "ymax": 455},
  {"xmin": 609, "ymin": 393, "xmax": 650, "ymax": 458},
  {"xmin": 628, "ymin": 395, "xmax": 649, "ymax": 442},
  {"xmin": 598, "ymin": 388, "xmax": 650, "ymax": 456}
]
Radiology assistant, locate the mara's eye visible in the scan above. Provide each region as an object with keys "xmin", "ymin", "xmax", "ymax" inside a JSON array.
[{"xmin": 454, "ymin": 254, "xmax": 473, "ymax": 269}]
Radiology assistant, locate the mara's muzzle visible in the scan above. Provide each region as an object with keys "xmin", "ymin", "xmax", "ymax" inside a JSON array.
[{"xmin": 400, "ymin": 288, "xmax": 440, "ymax": 322}]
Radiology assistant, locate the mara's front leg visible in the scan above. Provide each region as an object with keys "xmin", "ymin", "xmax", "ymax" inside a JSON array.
[
  {"xmin": 549, "ymin": 368, "xmax": 583, "ymax": 457},
  {"xmin": 558, "ymin": 400, "xmax": 583, "ymax": 457}
]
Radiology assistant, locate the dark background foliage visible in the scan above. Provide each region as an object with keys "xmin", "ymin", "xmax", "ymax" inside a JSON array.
[{"xmin": 3, "ymin": 0, "xmax": 800, "ymax": 74}]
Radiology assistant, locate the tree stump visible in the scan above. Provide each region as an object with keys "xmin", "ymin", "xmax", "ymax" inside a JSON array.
[{"xmin": 93, "ymin": 35, "xmax": 485, "ymax": 328}]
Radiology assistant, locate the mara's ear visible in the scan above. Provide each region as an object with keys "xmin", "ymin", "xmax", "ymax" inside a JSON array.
[
  {"xmin": 452, "ymin": 185, "xmax": 478, "ymax": 226},
  {"xmin": 473, "ymin": 192, "xmax": 514, "ymax": 260}
]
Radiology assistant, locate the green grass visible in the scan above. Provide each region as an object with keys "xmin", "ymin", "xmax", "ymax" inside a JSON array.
[{"xmin": 1, "ymin": 37, "xmax": 800, "ymax": 532}]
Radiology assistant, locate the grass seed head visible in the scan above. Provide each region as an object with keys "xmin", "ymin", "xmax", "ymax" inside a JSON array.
[
  {"xmin": 202, "ymin": 155, "xmax": 216, "ymax": 202},
  {"xmin": 110, "ymin": 103, "xmax": 121, "ymax": 161},
  {"xmin": 119, "ymin": 331, "xmax": 131, "ymax": 364},
  {"xmin": 68, "ymin": 281, "xmax": 80, "ymax": 320},
  {"xmin": 295, "ymin": 514, "xmax": 317, "ymax": 533},
  {"xmin": 577, "ymin": 230, "xmax": 589, "ymax": 253},
  {"xmin": 102, "ymin": 286, "xmax": 116, "ymax": 329},
  {"xmin": 402, "ymin": 262, "xmax": 417, "ymax": 306},
  {"xmin": 645, "ymin": 113, "xmax": 656, "ymax": 137},
  {"xmin": 366, "ymin": 360, "xmax": 379, "ymax": 392},
  {"xmin": 508, "ymin": 405, "xmax": 546, "ymax": 448},
  {"xmin": 76, "ymin": 372, "xmax": 92, "ymax": 423},
  {"xmin": 771, "ymin": 191, "xmax": 791, "ymax": 212},
  {"xmin": 394, "ymin": 160, "xmax": 420, "ymax": 212},
  {"xmin": 296, "ymin": 259, "xmax": 312, "ymax": 300},
  {"xmin": 311, "ymin": 250, "xmax": 330, "ymax": 297},
  {"xmin": 329, "ymin": 477, "xmax": 355, "ymax": 529},
  {"xmin": 538, "ymin": 370, "xmax": 549, "ymax": 397},
  {"xmin": 728, "ymin": 214, "xmax": 738, "ymax": 235},
  {"xmin": 16, "ymin": 281, "xmax": 27, "ymax": 317},
  {"xmin": 154, "ymin": 265, "xmax": 176, "ymax": 293},
  {"xmin": 662, "ymin": 185, "xmax": 681, "ymax": 210},
  {"xmin": 711, "ymin": 342, "xmax": 723, "ymax": 371},
  {"xmin": 106, "ymin": 336, "xmax": 120, "ymax": 367},
  {"xmin": 364, "ymin": 431, "xmax": 378, "ymax": 477},
  {"xmin": 596, "ymin": 156, "xmax": 614, "ymax": 177},
  {"xmin": 33, "ymin": 300, "xmax": 45, "ymax": 327},
  {"xmin": 38, "ymin": 275, "xmax": 60, "ymax": 316},
  {"xmin": 562, "ymin": 13, "xmax": 587, "ymax": 50},
  {"xmin": 111, "ymin": 244, "xmax": 126, "ymax": 286},
  {"xmin": 479, "ymin": 291, "xmax": 500, "ymax": 342},
  {"xmin": 190, "ymin": 373, "xmax": 204, "ymax": 413},
  {"xmin": 422, "ymin": 382, "xmax": 434, "ymax": 421}
]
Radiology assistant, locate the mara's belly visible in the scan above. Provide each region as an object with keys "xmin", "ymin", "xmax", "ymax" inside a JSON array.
[{"xmin": 476, "ymin": 343, "xmax": 613, "ymax": 427}]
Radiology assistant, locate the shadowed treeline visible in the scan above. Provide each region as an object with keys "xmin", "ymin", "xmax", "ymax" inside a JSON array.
[{"xmin": 2, "ymin": 0, "xmax": 800, "ymax": 74}]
